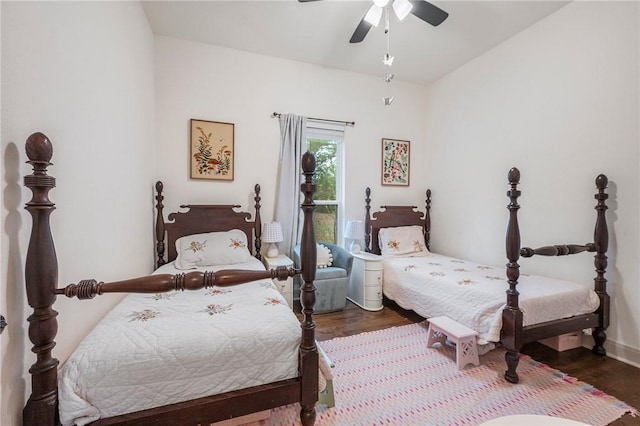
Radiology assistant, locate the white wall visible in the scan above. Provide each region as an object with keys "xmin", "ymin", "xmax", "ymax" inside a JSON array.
[
  {"xmin": 1, "ymin": 2, "xmax": 155, "ymax": 425},
  {"xmin": 424, "ymin": 1, "xmax": 639, "ymax": 364},
  {"xmin": 155, "ymin": 36, "xmax": 430, "ymax": 237}
]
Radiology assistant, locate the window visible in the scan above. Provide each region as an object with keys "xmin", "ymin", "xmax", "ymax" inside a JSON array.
[{"xmin": 305, "ymin": 120, "xmax": 345, "ymax": 244}]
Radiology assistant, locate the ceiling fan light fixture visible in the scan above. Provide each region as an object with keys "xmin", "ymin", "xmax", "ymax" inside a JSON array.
[
  {"xmin": 392, "ymin": 0, "xmax": 413, "ymax": 21},
  {"xmin": 373, "ymin": 0, "xmax": 390, "ymax": 8},
  {"xmin": 364, "ymin": 5, "xmax": 383, "ymax": 26}
]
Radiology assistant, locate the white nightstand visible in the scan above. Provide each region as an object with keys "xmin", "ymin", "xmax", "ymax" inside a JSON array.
[
  {"xmin": 348, "ymin": 252, "xmax": 384, "ymax": 311},
  {"xmin": 263, "ymin": 254, "xmax": 294, "ymax": 309}
]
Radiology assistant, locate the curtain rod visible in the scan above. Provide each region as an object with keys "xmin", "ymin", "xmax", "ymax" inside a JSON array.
[{"xmin": 271, "ymin": 112, "xmax": 355, "ymax": 127}]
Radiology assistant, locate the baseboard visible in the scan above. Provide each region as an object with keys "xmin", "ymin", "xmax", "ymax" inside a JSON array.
[{"xmin": 584, "ymin": 335, "xmax": 640, "ymax": 368}]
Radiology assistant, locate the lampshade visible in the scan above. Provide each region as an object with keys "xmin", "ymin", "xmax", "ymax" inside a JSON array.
[
  {"xmin": 263, "ymin": 222, "xmax": 283, "ymax": 243},
  {"xmin": 345, "ymin": 220, "xmax": 364, "ymax": 254},
  {"xmin": 263, "ymin": 222, "xmax": 283, "ymax": 258},
  {"xmin": 344, "ymin": 220, "xmax": 364, "ymax": 240}
]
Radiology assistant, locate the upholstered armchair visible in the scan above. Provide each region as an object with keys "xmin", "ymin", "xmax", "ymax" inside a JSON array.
[{"xmin": 293, "ymin": 242, "xmax": 353, "ymax": 314}]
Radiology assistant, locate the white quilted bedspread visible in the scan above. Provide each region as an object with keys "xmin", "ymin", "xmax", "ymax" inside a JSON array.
[
  {"xmin": 58, "ymin": 258, "xmax": 301, "ymax": 426},
  {"xmin": 383, "ymin": 253, "xmax": 600, "ymax": 345}
]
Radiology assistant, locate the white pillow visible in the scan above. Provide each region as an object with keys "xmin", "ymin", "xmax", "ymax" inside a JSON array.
[
  {"xmin": 317, "ymin": 244, "xmax": 333, "ymax": 268},
  {"xmin": 174, "ymin": 229, "xmax": 251, "ymax": 270},
  {"xmin": 379, "ymin": 225, "xmax": 429, "ymax": 258}
]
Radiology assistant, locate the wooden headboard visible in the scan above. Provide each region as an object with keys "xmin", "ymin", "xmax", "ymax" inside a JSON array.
[
  {"xmin": 364, "ymin": 187, "xmax": 431, "ymax": 255},
  {"xmin": 154, "ymin": 181, "xmax": 262, "ymax": 269}
]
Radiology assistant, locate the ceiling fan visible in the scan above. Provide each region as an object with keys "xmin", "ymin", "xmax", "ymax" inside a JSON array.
[{"xmin": 298, "ymin": 0, "xmax": 449, "ymax": 43}]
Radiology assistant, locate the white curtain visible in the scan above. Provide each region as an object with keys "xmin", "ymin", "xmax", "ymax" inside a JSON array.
[{"xmin": 275, "ymin": 113, "xmax": 307, "ymax": 258}]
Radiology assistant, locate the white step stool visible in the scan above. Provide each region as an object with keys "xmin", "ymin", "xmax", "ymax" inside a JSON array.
[{"xmin": 427, "ymin": 316, "xmax": 479, "ymax": 370}]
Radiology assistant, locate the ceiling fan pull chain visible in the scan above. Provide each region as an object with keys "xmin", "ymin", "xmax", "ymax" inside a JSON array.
[{"xmin": 383, "ymin": 6, "xmax": 394, "ymax": 67}]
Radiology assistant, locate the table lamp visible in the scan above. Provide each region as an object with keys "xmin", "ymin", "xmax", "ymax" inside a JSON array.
[
  {"xmin": 344, "ymin": 220, "xmax": 364, "ymax": 254},
  {"xmin": 263, "ymin": 222, "xmax": 284, "ymax": 258}
]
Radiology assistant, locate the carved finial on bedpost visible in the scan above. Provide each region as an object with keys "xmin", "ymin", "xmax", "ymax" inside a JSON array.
[
  {"xmin": 24, "ymin": 132, "xmax": 60, "ymax": 425},
  {"xmin": 155, "ymin": 181, "xmax": 166, "ymax": 269},
  {"xmin": 504, "ymin": 166, "xmax": 523, "ymax": 384},
  {"xmin": 299, "ymin": 151, "xmax": 317, "ymax": 426},
  {"xmin": 592, "ymin": 174, "xmax": 609, "ymax": 355},
  {"xmin": 365, "ymin": 187, "xmax": 371, "ymax": 252},
  {"xmin": 254, "ymin": 184, "xmax": 262, "ymax": 260},
  {"xmin": 425, "ymin": 189, "xmax": 432, "ymax": 250}
]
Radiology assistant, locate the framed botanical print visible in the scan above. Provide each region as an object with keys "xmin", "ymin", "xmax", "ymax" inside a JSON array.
[
  {"xmin": 190, "ymin": 119, "xmax": 234, "ymax": 180},
  {"xmin": 381, "ymin": 138, "xmax": 410, "ymax": 186}
]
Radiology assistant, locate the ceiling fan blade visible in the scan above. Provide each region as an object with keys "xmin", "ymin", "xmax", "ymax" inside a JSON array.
[
  {"xmin": 409, "ymin": 0, "xmax": 448, "ymax": 26},
  {"xmin": 349, "ymin": 9, "xmax": 374, "ymax": 43},
  {"xmin": 350, "ymin": 19, "xmax": 372, "ymax": 43},
  {"xmin": 298, "ymin": 0, "xmax": 323, "ymax": 2}
]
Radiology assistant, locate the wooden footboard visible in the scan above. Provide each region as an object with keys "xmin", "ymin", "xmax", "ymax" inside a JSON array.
[
  {"xmin": 22, "ymin": 132, "xmax": 318, "ymax": 425},
  {"xmin": 502, "ymin": 167, "xmax": 610, "ymax": 383}
]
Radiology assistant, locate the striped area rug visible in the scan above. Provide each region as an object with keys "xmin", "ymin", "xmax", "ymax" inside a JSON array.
[{"xmin": 267, "ymin": 322, "xmax": 638, "ymax": 425}]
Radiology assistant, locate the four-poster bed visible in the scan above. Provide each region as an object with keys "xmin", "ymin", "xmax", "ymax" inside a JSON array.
[
  {"xmin": 22, "ymin": 132, "xmax": 319, "ymax": 425},
  {"xmin": 364, "ymin": 167, "xmax": 610, "ymax": 383}
]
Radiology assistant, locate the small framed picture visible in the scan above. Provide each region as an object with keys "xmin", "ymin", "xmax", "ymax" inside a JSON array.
[
  {"xmin": 190, "ymin": 119, "xmax": 234, "ymax": 181},
  {"xmin": 381, "ymin": 138, "xmax": 410, "ymax": 186}
]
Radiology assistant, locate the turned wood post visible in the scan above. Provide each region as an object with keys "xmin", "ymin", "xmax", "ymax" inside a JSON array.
[
  {"xmin": 299, "ymin": 151, "xmax": 318, "ymax": 426},
  {"xmin": 503, "ymin": 167, "xmax": 523, "ymax": 384},
  {"xmin": 425, "ymin": 189, "xmax": 432, "ymax": 250},
  {"xmin": 592, "ymin": 174, "xmax": 609, "ymax": 355},
  {"xmin": 364, "ymin": 187, "xmax": 371, "ymax": 252},
  {"xmin": 254, "ymin": 184, "xmax": 262, "ymax": 260},
  {"xmin": 155, "ymin": 181, "xmax": 166, "ymax": 269},
  {"xmin": 23, "ymin": 132, "xmax": 59, "ymax": 425}
]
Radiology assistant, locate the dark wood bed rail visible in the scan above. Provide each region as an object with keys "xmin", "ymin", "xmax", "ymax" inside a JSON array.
[
  {"xmin": 23, "ymin": 132, "xmax": 318, "ymax": 426},
  {"xmin": 503, "ymin": 167, "xmax": 609, "ymax": 383},
  {"xmin": 56, "ymin": 267, "xmax": 297, "ymax": 299},
  {"xmin": 520, "ymin": 244, "xmax": 595, "ymax": 257}
]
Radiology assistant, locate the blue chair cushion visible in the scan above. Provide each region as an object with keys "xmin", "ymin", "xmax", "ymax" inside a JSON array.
[{"xmin": 316, "ymin": 267, "xmax": 347, "ymax": 280}]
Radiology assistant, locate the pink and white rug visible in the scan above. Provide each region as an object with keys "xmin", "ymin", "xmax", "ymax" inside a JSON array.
[{"xmin": 267, "ymin": 322, "xmax": 637, "ymax": 425}]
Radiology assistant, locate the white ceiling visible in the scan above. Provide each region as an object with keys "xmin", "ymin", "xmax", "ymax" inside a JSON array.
[{"xmin": 141, "ymin": 0, "xmax": 570, "ymax": 86}]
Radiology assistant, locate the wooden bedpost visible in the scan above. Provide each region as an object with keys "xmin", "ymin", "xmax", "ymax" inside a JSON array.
[
  {"xmin": 364, "ymin": 187, "xmax": 371, "ymax": 252},
  {"xmin": 425, "ymin": 189, "xmax": 432, "ymax": 250},
  {"xmin": 503, "ymin": 167, "xmax": 524, "ymax": 384},
  {"xmin": 254, "ymin": 184, "xmax": 262, "ymax": 260},
  {"xmin": 155, "ymin": 181, "xmax": 166, "ymax": 269},
  {"xmin": 592, "ymin": 174, "xmax": 609, "ymax": 356},
  {"xmin": 299, "ymin": 151, "xmax": 318, "ymax": 426},
  {"xmin": 23, "ymin": 132, "xmax": 59, "ymax": 426}
]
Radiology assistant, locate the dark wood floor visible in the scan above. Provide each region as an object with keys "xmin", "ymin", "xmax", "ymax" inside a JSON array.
[{"xmin": 296, "ymin": 299, "xmax": 640, "ymax": 425}]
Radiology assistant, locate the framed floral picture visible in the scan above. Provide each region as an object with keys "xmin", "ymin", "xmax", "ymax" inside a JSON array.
[
  {"xmin": 381, "ymin": 138, "xmax": 410, "ymax": 186},
  {"xmin": 190, "ymin": 119, "xmax": 234, "ymax": 180}
]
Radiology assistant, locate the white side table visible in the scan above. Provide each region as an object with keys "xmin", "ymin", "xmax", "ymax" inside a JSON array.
[
  {"xmin": 348, "ymin": 252, "xmax": 384, "ymax": 311},
  {"xmin": 263, "ymin": 254, "xmax": 294, "ymax": 310}
]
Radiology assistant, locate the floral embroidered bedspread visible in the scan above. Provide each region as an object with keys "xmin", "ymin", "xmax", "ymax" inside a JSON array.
[
  {"xmin": 382, "ymin": 253, "xmax": 600, "ymax": 345},
  {"xmin": 58, "ymin": 257, "xmax": 300, "ymax": 426}
]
